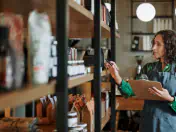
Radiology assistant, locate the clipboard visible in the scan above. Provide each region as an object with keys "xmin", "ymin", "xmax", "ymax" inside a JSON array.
[{"xmin": 128, "ymin": 80, "xmax": 164, "ymax": 100}]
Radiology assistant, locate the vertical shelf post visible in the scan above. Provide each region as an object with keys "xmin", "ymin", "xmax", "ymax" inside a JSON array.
[
  {"xmin": 94, "ymin": 0, "xmax": 101, "ymax": 131},
  {"xmin": 56, "ymin": 0, "xmax": 68, "ymax": 131},
  {"xmin": 172, "ymin": 0, "xmax": 175, "ymax": 29},
  {"xmin": 110, "ymin": 0, "xmax": 117, "ymax": 132}
]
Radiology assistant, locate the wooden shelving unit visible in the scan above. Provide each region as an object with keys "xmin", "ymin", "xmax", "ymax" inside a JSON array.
[
  {"xmin": 0, "ymin": 71, "xmax": 109, "ymax": 111},
  {"xmin": 69, "ymin": 0, "xmax": 120, "ymax": 38},
  {"xmin": 0, "ymin": 0, "xmax": 117, "ymax": 130}
]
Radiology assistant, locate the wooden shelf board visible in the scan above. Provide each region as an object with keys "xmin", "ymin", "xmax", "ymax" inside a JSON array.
[
  {"xmin": 68, "ymin": 70, "xmax": 109, "ymax": 88},
  {"xmin": 69, "ymin": 0, "xmax": 120, "ymax": 38},
  {"xmin": 101, "ymin": 108, "xmax": 111, "ymax": 130},
  {"xmin": 68, "ymin": 73, "xmax": 94, "ymax": 88},
  {"xmin": 132, "ymin": 16, "xmax": 173, "ymax": 19},
  {"xmin": 101, "ymin": 21, "xmax": 120, "ymax": 38},
  {"xmin": 131, "ymin": 50, "xmax": 152, "ymax": 52},
  {"xmin": 132, "ymin": 32, "xmax": 155, "ymax": 35},
  {"xmin": 69, "ymin": 0, "xmax": 93, "ymax": 38},
  {"xmin": 0, "ymin": 70, "xmax": 109, "ymax": 111},
  {"xmin": 132, "ymin": 0, "xmax": 172, "ymax": 3},
  {"xmin": 0, "ymin": 81, "xmax": 56, "ymax": 111}
]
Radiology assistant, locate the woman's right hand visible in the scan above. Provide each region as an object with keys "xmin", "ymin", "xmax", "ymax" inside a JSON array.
[{"xmin": 104, "ymin": 61, "xmax": 122, "ymax": 85}]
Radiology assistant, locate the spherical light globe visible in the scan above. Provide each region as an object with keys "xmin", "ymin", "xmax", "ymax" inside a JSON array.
[{"xmin": 136, "ymin": 3, "xmax": 156, "ymax": 22}]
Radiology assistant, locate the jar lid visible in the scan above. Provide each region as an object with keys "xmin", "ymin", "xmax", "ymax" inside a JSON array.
[
  {"xmin": 0, "ymin": 26, "xmax": 9, "ymax": 40},
  {"xmin": 70, "ymin": 126, "xmax": 84, "ymax": 131},
  {"xmin": 77, "ymin": 123, "xmax": 87, "ymax": 128},
  {"xmin": 68, "ymin": 111, "xmax": 77, "ymax": 116}
]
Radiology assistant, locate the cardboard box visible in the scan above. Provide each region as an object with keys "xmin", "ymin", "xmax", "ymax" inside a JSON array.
[
  {"xmin": 82, "ymin": 99, "xmax": 94, "ymax": 132},
  {"xmin": 101, "ymin": 100, "xmax": 106, "ymax": 119}
]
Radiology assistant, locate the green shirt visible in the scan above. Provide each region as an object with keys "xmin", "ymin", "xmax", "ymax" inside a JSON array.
[{"xmin": 117, "ymin": 61, "xmax": 176, "ymax": 112}]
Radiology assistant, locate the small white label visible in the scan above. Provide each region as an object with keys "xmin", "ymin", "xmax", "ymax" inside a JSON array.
[
  {"xmin": 53, "ymin": 57, "xmax": 57, "ymax": 65},
  {"xmin": 52, "ymin": 45, "xmax": 57, "ymax": 56},
  {"xmin": 52, "ymin": 67, "xmax": 57, "ymax": 77}
]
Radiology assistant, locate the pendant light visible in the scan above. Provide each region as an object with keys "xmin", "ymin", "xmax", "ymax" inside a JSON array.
[{"xmin": 136, "ymin": 1, "xmax": 156, "ymax": 22}]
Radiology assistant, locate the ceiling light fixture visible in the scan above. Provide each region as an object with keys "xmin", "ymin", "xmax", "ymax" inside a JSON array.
[{"xmin": 136, "ymin": 2, "xmax": 156, "ymax": 22}]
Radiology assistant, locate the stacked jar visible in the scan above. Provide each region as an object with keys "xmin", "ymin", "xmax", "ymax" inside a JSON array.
[{"xmin": 67, "ymin": 48, "xmax": 86, "ymax": 77}]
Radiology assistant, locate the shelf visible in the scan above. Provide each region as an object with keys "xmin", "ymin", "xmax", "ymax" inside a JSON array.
[
  {"xmin": 0, "ymin": 81, "xmax": 56, "ymax": 111},
  {"xmin": 132, "ymin": 0, "xmax": 172, "ymax": 2},
  {"xmin": 69, "ymin": 70, "xmax": 109, "ymax": 88},
  {"xmin": 101, "ymin": 108, "xmax": 111, "ymax": 130},
  {"xmin": 0, "ymin": 71, "xmax": 109, "ymax": 111},
  {"xmin": 132, "ymin": 16, "xmax": 173, "ymax": 19},
  {"xmin": 131, "ymin": 50, "xmax": 152, "ymax": 52},
  {"xmin": 69, "ymin": 0, "xmax": 120, "ymax": 38},
  {"xmin": 68, "ymin": 74, "xmax": 94, "ymax": 88},
  {"xmin": 132, "ymin": 32, "xmax": 155, "ymax": 35}
]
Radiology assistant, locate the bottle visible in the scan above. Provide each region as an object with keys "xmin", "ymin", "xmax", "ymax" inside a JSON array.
[{"xmin": 28, "ymin": 10, "xmax": 52, "ymax": 84}]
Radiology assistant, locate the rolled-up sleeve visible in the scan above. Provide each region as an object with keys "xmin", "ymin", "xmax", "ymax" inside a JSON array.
[{"xmin": 117, "ymin": 80, "xmax": 135, "ymax": 98}]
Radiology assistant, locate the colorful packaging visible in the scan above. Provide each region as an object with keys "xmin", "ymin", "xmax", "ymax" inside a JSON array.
[{"xmin": 28, "ymin": 10, "xmax": 52, "ymax": 84}]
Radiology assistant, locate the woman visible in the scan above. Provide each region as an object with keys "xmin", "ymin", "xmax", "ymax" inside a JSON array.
[{"xmin": 105, "ymin": 30, "xmax": 176, "ymax": 132}]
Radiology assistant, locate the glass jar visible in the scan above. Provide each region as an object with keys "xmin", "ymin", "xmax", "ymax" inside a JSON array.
[
  {"xmin": 68, "ymin": 112, "xmax": 78, "ymax": 127},
  {"xmin": 77, "ymin": 123, "xmax": 87, "ymax": 132}
]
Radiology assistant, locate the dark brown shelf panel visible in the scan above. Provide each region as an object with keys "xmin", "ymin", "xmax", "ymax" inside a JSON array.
[
  {"xmin": 132, "ymin": 16, "xmax": 173, "ymax": 19},
  {"xmin": 132, "ymin": 32, "xmax": 155, "ymax": 35},
  {"xmin": 132, "ymin": 0, "xmax": 172, "ymax": 2},
  {"xmin": 131, "ymin": 50, "xmax": 152, "ymax": 52}
]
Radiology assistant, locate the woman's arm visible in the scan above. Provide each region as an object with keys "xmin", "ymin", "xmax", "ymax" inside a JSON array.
[{"xmin": 105, "ymin": 61, "xmax": 135, "ymax": 98}]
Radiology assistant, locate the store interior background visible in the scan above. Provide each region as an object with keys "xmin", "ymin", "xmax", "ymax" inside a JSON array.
[{"xmin": 76, "ymin": 0, "xmax": 176, "ymax": 79}]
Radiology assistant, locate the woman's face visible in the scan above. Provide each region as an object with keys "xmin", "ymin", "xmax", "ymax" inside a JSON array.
[{"xmin": 152, "ymin": 34, "xmax": 165, "ymax": 60}]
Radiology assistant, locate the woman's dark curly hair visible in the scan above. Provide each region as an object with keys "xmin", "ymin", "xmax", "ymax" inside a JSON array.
[{"xmin": 151, "ymin": 30, "xmax": 176, "ymax": 64}]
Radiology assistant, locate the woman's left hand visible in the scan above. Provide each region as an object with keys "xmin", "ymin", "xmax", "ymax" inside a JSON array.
[{"xmin": 148, "ymin": 87, "xmax": 174, "ymax": 102}]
